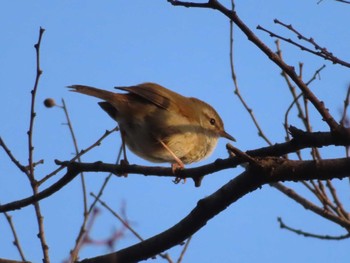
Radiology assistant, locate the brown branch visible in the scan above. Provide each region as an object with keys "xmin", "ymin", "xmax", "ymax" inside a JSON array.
[
  {"xmin": 0, "ymin": 127, "xmax": 349, "ymax": 213},
  {"xmin": 335, "ymin": 0, "xmax": 350, "ymax": 4},
  {"xmin": 258, "ymin": 21, "xmax": 350, "ymax": 68},
  {"xmin": 325, "ymin": 179, "xmax": 349, "ymax": 220},
  {"xmin": 38, "ymin": 127, "xmax": 118, "ymax": 186},
  {"xmin": 278, "ymin": 217, "xmax": 350, "ymax": 240},
  {"xmin": 340, "ymin": 85, "xmax": 350, "ymax": 126},
  {"xmin": 272, "ymin": 182, "xmax": 350, "ymax": 229},
  {"xmin": 78, "ymin": 157, "xmax": 350, "ymax": 262},
  {"xmin": 0, "ymin": 137, "xmax": 28, "ymax": 174},
  {"xmin": 276, "ymin": 40, "xmax": 308, "ymax": 133},
  {"xmin": 3, "ymin": 212, "xmax": 27, "ymax": 261},
  {"xmin": 176, "ymin": 236, "xmax": 192, "ymax": 263},
  {"xmin": 26, "ymin": 26, "xmax": 50, "ymax": 263},
  {"xmin": 229, "ymin": 15, "xmax": 272, "ymax": 145},
  {"xmin": 168, "ymin": 0, "xmax": 341, "ymax": 132},
  {"xmin": 91, "ymin": 193, "xmax": 144, "ymax": 241},
  {"xmin": 61, "ymin": 98, "xmax": 88, "ymax": 214},
  {"xmin": 70, "ymin": 145, "xmax": 122, "ymax": 262},
  {"xmin": 167, "ymin": 0, "xmax": 213, "ymax": 8},
  {"xmin": 0, "ymin": 259, "xmax": 30, "ymax": 263},
  {"xmin": 27, "ymin": 26, "xmax": 45, "ymax": 180}
]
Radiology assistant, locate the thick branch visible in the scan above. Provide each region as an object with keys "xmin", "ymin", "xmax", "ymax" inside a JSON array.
[
  {"xmin": 78, "ymin": 157, "xmax": 350, "ymax": 263},
  {"xmin": 0, "ymin": 128, "xmax": 349, "ymax": 213}
]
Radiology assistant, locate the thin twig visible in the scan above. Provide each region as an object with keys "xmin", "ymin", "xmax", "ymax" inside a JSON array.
[
  {"xmin": 0, "ymin": 137, "xmax": 28, "ymax": 174},
  {"xmin": 27, "ymin": 27, "xmax": 45, "ymax": 180},
  {"xmin": 272, "ymin": 182, "xmax": 350, "ymax": 229},
  {"xmin": 340, "ymin": 85, "xmax": 350, "ymax": 127},
  {"xmin": 90, "ymin": 192, "xmax": 173, "ymax": 262},
  {"xmin": 325, "ymin": 180, "xmax": 349, "ymax": 220},
  {"xmin": 61, "ymin": 99, "xmax": 88, "ymax": 216},
  {"xmin": 69, "ymin": 144, "xmax": 122, "ymax": 262},
  {"xmin": 3, "ymin": 212, "xmax": 27, "ymax": 261},
  {"xmin": 278, "ymin": 217, "xmax": 350, "ymax": 240},
  {"xmin": 176, "ymin": 236, "xmax": 192, "ymax": 263},
  {"xmin": 90, "ymin": 193, "xmax": 143, "ymax": 241},
  {"xmin": 276, "ymin": 41, "xmax": 338, "ymax": 217},
  {"xmin": 275, "ymin": 41, "xmax": 307, "ymax": 129},
  {"xmin": 340, "ymin": 85, "xmax": 350, "ymax": 158},
  {"xmin": 38, "ymin": 127, "xmax": 118, "ymax": 186},
  {"xmin": 27, "ymin": 26, "xmax": 50, "ymax": 263},
  {"xmin": 258, "ymin": 22, "xmax": 350, "ymax": 68},
  {"xmin": 229, "ymin": 8, "xmax": 272, "ymax": 145}
]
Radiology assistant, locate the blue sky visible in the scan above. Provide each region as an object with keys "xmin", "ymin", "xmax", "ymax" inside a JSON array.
[{"xmin": 1, "ymin": 1, "xmax": 349, "ymax": 262}]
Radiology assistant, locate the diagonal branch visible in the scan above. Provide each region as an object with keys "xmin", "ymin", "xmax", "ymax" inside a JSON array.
[
  {"xmin": 258, "ymin": 21, "xmax": 350, "ymax": 68},
  {"xmin": 168, "ymin": 0, "xmax": 342, "ymax": 134}
]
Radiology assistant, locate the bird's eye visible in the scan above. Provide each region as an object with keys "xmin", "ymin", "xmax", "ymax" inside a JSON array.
[{"xmin": 210, "ymin": 118, "xmax": 216, "ymax": 126}]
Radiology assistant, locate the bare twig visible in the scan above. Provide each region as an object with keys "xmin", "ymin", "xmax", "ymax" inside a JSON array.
[
  {"xmin": 69, "ymin": 144, "xmax": 122, "ymax": 262},
  {"xmin": 0, "ymin": 137, "xmax": 28, "ymax": 174},
  {"xmin": 340, "ymin": 85, "xmax": 350, "ymax": 127},
  {"xmin": 272, "ymin": 182, "xmax": 350, "ymax": 229},
  {"xmin": 27, "ymin": 27, "xmax": 45, "ymax": 180},
  {"xmin": 3, "ymin": 212, "xmax": 27, "ymax": 261},
  {"xmin": 27, "ymin": 26, "xmax": 50, "ymax": 263},
  {"xmin": 325, "ymin": 180, "xmax": 349, "ymax": 220},
  {"xmin": 226, "ymin": 143, "xmax": 259, "ymax": 166},
  {"xmin": 61, "ymin": 98, "xmax": 88, "ymax": 216},
  {"xmin": 278, "ymin": 217, "xmax": 350, "ymax": 240},
  {"xmin": 91, "ymin": 193, "xmax": 143, "ymax": 241},
  {"xmin": 335, "ymin": 0, "xmax": 350, "ymax": 4},
  {"xmin": 91, "ymin": 192, "xmax": 174, "ymax": 262},
  {"xmin": 305, "ymin": 64, "xmax": 326, "ymax": 86},
  {"xmin": 176, "ymin": 236, "xmax": 192, "ymax": 263},
  {"xmin": 167, "ymin": 0, "xmax": 212, "ymax": 8},
  {"xmin": 38, "ymin": 127, "xmax": 118, "ymax": 186},
  {"xmin": 229, "ymin": 8, "xmax": 272, "ymax": 145},
  {"xmin": 258, "ymin": 21, "xmax": 350, "ymax": 68}
]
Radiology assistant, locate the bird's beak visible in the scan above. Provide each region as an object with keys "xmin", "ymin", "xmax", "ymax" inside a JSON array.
[{"xmin": 220, "ymin": 130, "xmax": 236, "ymax": 141}]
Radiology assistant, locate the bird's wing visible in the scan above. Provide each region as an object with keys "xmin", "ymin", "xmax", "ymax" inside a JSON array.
[{"xmin": 116, "ymin": 82, "xmax": 188, "ymax": 112}]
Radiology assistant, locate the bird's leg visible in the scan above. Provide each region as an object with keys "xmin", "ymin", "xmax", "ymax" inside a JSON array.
[
  {"xmin": 158, "ymin": 139, "xmax": 185, "ymax": 183},
  {"xmin": 119, "ymin": 129, "xmax": 128, "ymax": 177}
]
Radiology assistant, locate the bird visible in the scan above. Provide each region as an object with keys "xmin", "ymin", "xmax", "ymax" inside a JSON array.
[{"xmin": 67, "ymin": 82, "xmax": 235, "ymax": 172}]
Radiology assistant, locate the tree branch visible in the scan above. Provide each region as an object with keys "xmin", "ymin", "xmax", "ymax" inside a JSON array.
[
  {"xmin": 78, "ymin": 156, "xmax": 350, "ymax": 262},
  {"xmin": 168, "ymin": 0, "xmax": 342, "ymax": 134},
  {"xmin": 0, "ymin": 127, "xmax": 349, "ymax": 213}
]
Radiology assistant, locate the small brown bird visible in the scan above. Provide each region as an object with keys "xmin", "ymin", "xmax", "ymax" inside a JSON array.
[{"xmin": 68, "ymin": 83, "xmax": 235, "ymax": 171}]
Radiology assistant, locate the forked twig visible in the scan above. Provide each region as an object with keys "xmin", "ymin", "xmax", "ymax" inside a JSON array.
[
  {"xmin": 38, "ymin": 127, "xmax": 118, "ymax": 186},
  {"xmin": 258, "ymin": 21, "xmax": 350, "ymax": 68},
  {"xmin": 69, "ymin": 140, "xmax": 121, "ymax": 262}
]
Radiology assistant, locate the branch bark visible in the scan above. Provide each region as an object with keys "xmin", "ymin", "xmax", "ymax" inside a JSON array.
[{"xmin": 78, "ymin": 157, "xmax": 350, "ymax": 263}]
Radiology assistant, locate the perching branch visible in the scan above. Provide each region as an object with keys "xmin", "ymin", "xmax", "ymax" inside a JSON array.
[
  {"xmin": 0, "ymin": 127, "xmax": 350, "ymax": 213},
  {"xmin": 78, "ymin": 157, "xmax": 350, "ymax": 262}
]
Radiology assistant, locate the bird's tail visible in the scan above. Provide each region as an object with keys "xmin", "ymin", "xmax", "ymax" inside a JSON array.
[{"xmin": 67, "ymin": 85, "xmax": 117, "ymax": 101}]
